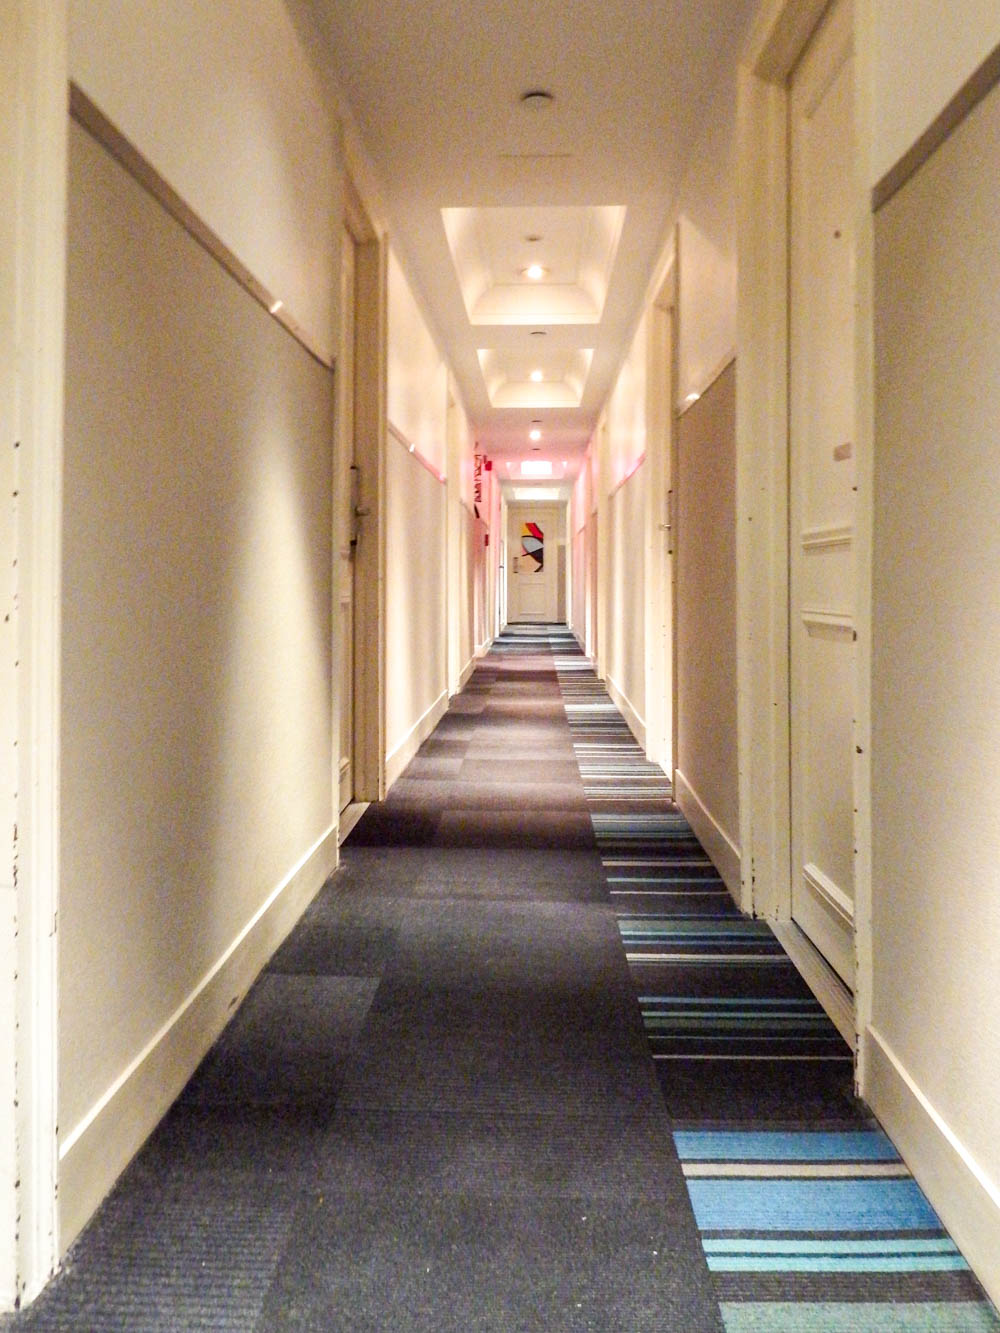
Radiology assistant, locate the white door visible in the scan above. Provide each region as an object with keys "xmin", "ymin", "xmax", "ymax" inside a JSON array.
[
  {"xmin": 508, "ymin": 504, "xmax": 561, "ymax": 623},
  {"xmin": 788, "ymin": 0, "xmax": 856, "ymax": 988},
  {"xmin": 336, "ymin": 227, "xmax": 357, "ymax": 813}
]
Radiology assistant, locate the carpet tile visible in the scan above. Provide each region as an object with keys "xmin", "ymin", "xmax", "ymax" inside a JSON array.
[
  {"xmin": 3, "ymin": 624, "xmax": 996, "ymax": 1331},
  {"xmin": 552, "ymin": 635, "xmax": 1000, "ymax": 1332}
]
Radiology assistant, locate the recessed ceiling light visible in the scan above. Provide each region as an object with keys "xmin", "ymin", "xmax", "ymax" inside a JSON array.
[
  {"xmin": 529, "ymin": 429, "xmax": 542, "ymax": 441},
  {"xmin": 522, "ymin": 264, "xmax": 546, "ymax": 281},
  {"xmin": 530, "ymin": 369, "xmax": 543, "ymax": 383},
  {"xmin": 684, "ymin": 391, "xmax": 701, "ymax": 406},
  {"xmin": 521, "ymin": 459, "xmax": 553, "ymax": 477},
  {"xmin": 519, "ymin": 89, "xmax": 554, "ymax": 110},
  {"xmin": 269, "ymin": 299, "xmax": 283, "ymax": 315}
]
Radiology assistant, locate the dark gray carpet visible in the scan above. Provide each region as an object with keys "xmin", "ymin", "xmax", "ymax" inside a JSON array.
[{"xmin": 3, "ymin": 628, "xmax": 723, "ymax": 1332}]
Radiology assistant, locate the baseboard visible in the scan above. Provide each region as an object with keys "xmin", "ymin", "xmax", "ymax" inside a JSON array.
[
  {"xmin": 771, "ymin": 917, "xmax": 854, "ymax": 1046},
  {"xmin": 866, "ymin": 1026, "xmax": 1000, "ymax": 1308},
  {"xmin": 58, "ymin": 825, "xmax": 338, "ymax": 1251},
  {"xmin": 458, "ymin": 656, "xmax": 477, "ymax": 690},
  {"xmin": 384, "ymin": 688, "xmax": 449, "ymax": 789},
  {"xmin": 605, "ymin": 673, "xmax": 646, "ymax": 749},
  {"xmin": 674, "ymin": 767, "xmax": 741, "ymax": 901}
]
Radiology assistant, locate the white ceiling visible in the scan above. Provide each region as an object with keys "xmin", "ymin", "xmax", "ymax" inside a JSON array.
[{"xmin": 295, "ymin": 0, "xmax": 758, "ymax": 480}]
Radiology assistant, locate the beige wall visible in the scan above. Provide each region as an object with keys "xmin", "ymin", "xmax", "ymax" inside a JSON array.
[
  {"xmin": 676, "ymin": 362, "xmax": 739, "ymax": 890},
  {"xmin": 0, "ymin": 13, "xmax": 21, "ymax": 1297},
  {"xmin": 387, "ymin": 252, "xmax": 448, "ymax": 476},
  {"xmin": 385, "ymin": 434, "xmax": 447, "ymax": 782},
  {"xmin": 676, "ymin": 79, "xmax": 738, "ymax": 404},
  {"xmin": 606, "ymin": 468, "xmax": 647, "ymax": 740},
  {"xmin": 599, "ymin": 310, "xmax": 648, "ymax": 739},
  {"xmin": 51, "ymin": 0, "xmax": 346, "ymax": 1258},
  {"xmin": 605, "ymin": 312, "xmax": 648, "ymax": 487},
  {"xmin": 68, "ymin": 0, "xmax": 340, "ymax": 359},
  {"xmin": 872, "ymin": 3, "xmax": 1000, "ymax": 185},
  {"xmin": 385, "ymin": 249, "xmax": 453, "ymax": 782},
  {"xmin": 870, "ymin": 75, "xmax": 1000, "ymax": 1302},
  {"xmin": 60, "ymin": 117, "xmax": 337, "ymax": 1245}
]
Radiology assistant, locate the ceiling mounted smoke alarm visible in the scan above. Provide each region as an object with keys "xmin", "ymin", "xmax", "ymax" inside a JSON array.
[{"xmin": 519, "ymin": 89, "xmax": 555, "ymax": 110}]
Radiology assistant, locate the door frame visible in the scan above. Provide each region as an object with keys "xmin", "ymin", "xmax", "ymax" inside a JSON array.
[
  {"xmin": 1, "ymin": 1, "xmax": 66, "ymax": 1307},
  {"xmin": 643, "ymin": 244, "xmax": 678, "ymax": 780},
  {"xmin": 735, "ymin": 0, "xmax": 875, "ymax": 1068},
  {"xmin": 340, "ymin": 174, "xmax": 388, "ymax": 805},
  {"xmin": 505, "ymin": 501, "xmax": 565, "ymax": 624}
]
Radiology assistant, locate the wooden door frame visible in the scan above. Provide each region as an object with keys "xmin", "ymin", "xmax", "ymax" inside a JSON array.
[
  {"xmin": 643, "ymin": 243, "xmax": 678, "ymax": 780},
  {"xmin": 341, "ymin": 175, "xmax": 388, "ymax": 804},
  {"xmin": 1, "ymin": 1, "xmax": 66, "ymax": 1308},
  {"xmin": 505, "ymin": 501, "xmax": 564, "ymax": 624},
  {"xmin": 735, "ymin": 0, "xmax": 875, "ymax": 1063}
]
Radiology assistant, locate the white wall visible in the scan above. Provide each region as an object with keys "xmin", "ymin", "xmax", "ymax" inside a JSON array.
[
  {"xmin": 69, "ymin": 0, "xmax": 340, "ymax": 359},
  {"xmin": 872, "ymin": 3, "xmax": 1000, "ymax": 186},
  {"xmin": 869, "ymin": 69, "xmax": 1000, "ymax": 1306}
]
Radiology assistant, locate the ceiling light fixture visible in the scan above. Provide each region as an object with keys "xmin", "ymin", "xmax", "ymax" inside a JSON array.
[
  {"xmin": 530, "ymin": 329, "xmax": 546, "ymax": 337},
  {"xmin": 522, "ymin": 263, "xmax": 546, "ymax": 281},
  {"xmin": 529, "ymin": 429, "xmax": 542, "ymax": 442},
  {"xmin": 530, "ymin": 369, "xmax": 544, "ymax": 383},
  {"xmin": 269, "ymin": 299, "xmax": 283, "ymax": 315}
]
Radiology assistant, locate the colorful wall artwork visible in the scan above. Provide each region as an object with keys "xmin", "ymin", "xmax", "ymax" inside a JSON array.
[{"xmin": 521, "ymin": 521, "xmax": 544, "ymax": 572}]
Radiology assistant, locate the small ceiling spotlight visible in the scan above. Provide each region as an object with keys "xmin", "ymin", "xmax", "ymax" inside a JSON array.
[
  {"xmin": 269, "ymin": 299, "xmax": 283, "ymax": 315},
  {"xmin": 529, "ymin": 369, "xmax": 544, "ymax": 383},
  {"xmin": 684, "ymin": 391, "xmax": 701, "ymax": 406},
  {"xmin": 529, "ymin": 429, "xmax": 542, "ymax": 442},
  {"xmin": 522, "ymin": 263, "xmax": 547, "ymax": 281},
  {"xmin": 519, "ymin": 89, "xmax": 554, "ymax": 111}
]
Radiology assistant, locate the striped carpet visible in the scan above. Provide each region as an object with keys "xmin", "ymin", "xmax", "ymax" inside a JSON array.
[{"xmin": 548, "ymin": 626, "xmax": 1000, "ymax": 1333}]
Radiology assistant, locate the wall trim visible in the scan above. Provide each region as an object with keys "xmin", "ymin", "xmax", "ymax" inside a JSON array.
[
  {"xmin": 674, "ymin": 768, "xmax": 741, "ymax": 901},
  {"xmin": 771, "ymin": 918, "xmax": 854, "ymax": 1046},
  {"xmin": 388, "ymin": 420, "xmax": 445, "ymax": 484},
  {"xmin": 605, "ymin": 673, "xmax": 646, "ymax": 750},
  {"xmin": 58, "ymin": 826, "xmax": 338, "ymax": 1251},
  {"xmin": 385, "ymin": 688, "xmax": 449, "ymax": 789},
  {"xmin": 458, "ymin": 655, "xmax": 477, "ymax": 691},
  {"xmin": 867, "ymin": 1026, "xmax": 1000, "ymax": 1308},
  {"xmin": 677, "ymin": 351, "xmax": 736, "ymax": 416},
  {"xmin": 69, "ymin": 84, "xmax": 333, "ymax": 370},
  {"xmin": 872, "ymin": 39, "xmax": 1000, "ymax": 212}
]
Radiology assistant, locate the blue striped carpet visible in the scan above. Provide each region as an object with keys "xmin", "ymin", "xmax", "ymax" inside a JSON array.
[{"xmin": 549, "ymin": 627, "xmax": 1000, "ymax": 1333}]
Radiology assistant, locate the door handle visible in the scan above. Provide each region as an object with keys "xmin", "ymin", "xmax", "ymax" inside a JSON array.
[{"xmin": 349, "ymin": 464, "xmax": 365, "ymax": 547}]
